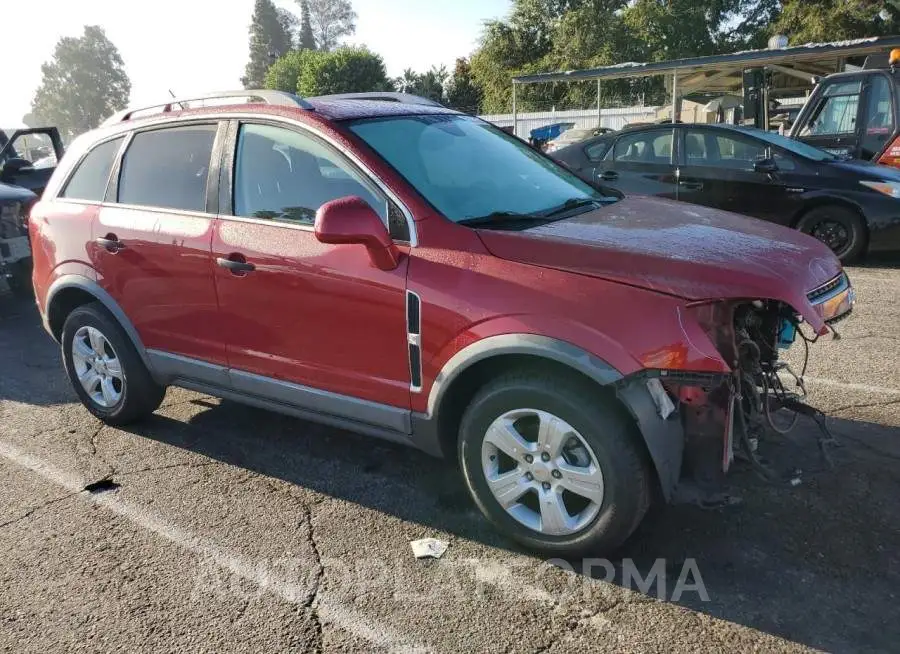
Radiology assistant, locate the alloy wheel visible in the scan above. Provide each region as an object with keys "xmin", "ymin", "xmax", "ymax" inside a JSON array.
[
  {"xmin": 480, "ymin": 408, "xmax": 604, "ymax": 536},
  {"xmin": 70, "ymin": 325, "xmax": 125, "ymax": 408}
]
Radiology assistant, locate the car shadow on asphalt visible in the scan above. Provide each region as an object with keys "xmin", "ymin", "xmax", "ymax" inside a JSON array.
[
  {"xmin": 856, "ymin": 251, "xmax": 900, "ymax": 270},
  {"xmin": 0, "ymin": 293, "xmax": 74, "ymax": 407},
  {"xmin": 124, "ymin": 396, "xmax": 900, "ymax": 654},
  {"xmin": 4, "ymin": 292, "xmax": 899, "ymax": 651}
]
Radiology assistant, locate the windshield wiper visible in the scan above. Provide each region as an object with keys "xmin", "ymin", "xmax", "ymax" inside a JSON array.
[
  {"xmin": 539, "ymin": 197, "xmax": 608, "ymax": 218},
  {"xmin": 457, "ymin": 211, "xmax": 554, "ymax": 229}
]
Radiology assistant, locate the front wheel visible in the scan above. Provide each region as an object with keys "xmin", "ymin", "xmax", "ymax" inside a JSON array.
[
  {"xmin": 458, "ymin": 370, "xmax": 651, "ymax": 556},
  {"xmin": 61, "ymin": 302, "xmax": 165, "ymax": 424},
  {"xmin": 796, "ymin": 206, "xmax": 867, "ymax": 263}
]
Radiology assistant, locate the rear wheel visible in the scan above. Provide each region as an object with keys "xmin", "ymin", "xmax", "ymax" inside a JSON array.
[
  {"xmin": 796, "ymin": 206, "xmax": 867, "ymax": 263},
  {"xmin": 61, "ymin": 302, "xmax": 165, "ymax": 424},
  {"xmin": 458, "ymin": 369, "xmax": 651, "ymax": 556}
]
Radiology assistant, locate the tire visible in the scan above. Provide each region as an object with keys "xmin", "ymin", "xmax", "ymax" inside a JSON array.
[
  {"xmin": 61, "ymin": 302, "xmax": 165, "ymax": 425},
  {"xmin": 458, "ymin": 369, "xmax": 651, "ymax": 556},
  {"xmin": 796, "ymin": 206, "xmax": 867, "ymax": 263}
]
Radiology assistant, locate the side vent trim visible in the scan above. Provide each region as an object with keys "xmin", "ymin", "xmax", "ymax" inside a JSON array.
[{"xmin": 406, "ymin": 291, "xmax": 422, "ymax": 392}]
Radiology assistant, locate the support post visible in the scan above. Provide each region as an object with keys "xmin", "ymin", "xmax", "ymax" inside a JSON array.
[
  {"xmin": 762, "ymin": 67, "xmax": 770, "ymax": 131},
  {"xmin": 671, "ymin": 68, "xmax": 679, "ymax": 123},
  {"xmin": 597, "ymin": 79, "xmax": 602, "ymax": 127},
  {"xmin": 512, "ymin": 82, "xmax": 518, "ymax": 138}
]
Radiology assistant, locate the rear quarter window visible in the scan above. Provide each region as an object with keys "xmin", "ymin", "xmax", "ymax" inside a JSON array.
[
  {"xmin": 59, "ymin": 137, "xmax": 124, "ymax": 202},
  {"xmin": 585, "ymin": 140, "xmax": 611, "ymax": 161}
]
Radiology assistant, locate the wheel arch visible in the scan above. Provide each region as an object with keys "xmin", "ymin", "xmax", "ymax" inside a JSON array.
[
  {"xmin": 791, "ymin": 195, "xmax": 869, "ymax": 231},
  {"xmin": 45, "ymin": 275, "xmax": 153, "ymax": 372},
  {"xmin": 416, "ymin": 335, "xmax": 680, "ymax": 501}
]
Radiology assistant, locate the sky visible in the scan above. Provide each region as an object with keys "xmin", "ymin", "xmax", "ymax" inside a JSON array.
[{"xmin": 1, "ymin": 0, "xmax": 511, "ymax": 127}]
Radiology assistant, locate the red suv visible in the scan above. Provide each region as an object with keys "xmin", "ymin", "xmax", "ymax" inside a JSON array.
[{"xmin": 29, "ymin": 91, "xmax": 854, "ymax": 555}]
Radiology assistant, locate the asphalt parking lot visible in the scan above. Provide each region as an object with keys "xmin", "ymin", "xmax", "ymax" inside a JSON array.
[{"xmin": 1, "ymin": 259, "xmax": 898, "ymax": 654}]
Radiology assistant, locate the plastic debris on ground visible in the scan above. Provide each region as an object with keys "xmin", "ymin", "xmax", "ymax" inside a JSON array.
[{"xmin": 410, "ymin": 538, "xmax": 448, "ymax": 559}]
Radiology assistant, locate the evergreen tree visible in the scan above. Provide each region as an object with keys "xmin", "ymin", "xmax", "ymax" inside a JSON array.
[{"xmin": 242, "ymin": 0, "xmax": 295, "ymax": 89}]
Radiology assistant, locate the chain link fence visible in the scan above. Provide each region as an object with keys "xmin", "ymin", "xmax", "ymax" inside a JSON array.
[{"xmin": 478, "ymin": 80, "xmax": 670, "ymax": 140}]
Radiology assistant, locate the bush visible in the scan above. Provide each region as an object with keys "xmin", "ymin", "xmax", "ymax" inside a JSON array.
[{"xmin": 266, "ymin": 46, "xmax": 393, "ymax": 97}]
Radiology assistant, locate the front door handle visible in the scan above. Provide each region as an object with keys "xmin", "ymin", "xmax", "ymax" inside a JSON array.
[
  {"xmin": 96, "ymin": 235, "xmax": 125, "ymax": 252},
  {"xmin": 216, "ymin": 255, "xmax": 256, "ymax": 275},
  {"xmin": 599, "ymin": 170, "xmax": 618, "ymax": 181},
  {"xmin": 679, "ymin": 181, "xmax": 703, "ymax": 191}
]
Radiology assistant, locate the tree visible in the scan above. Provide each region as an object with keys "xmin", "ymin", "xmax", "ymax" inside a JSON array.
[
  {"xmin": 469, "ymin": 0, "xmax": 785, "ymax": 113},
  {"xmin": 243, "ymin": 0, "xmax": 296, "ymax": 89},
  {"xmin": 395, "ymin": 69, "xmax": 420, "ymax": 93},
  {"xmin": 298, "ymin": 0, "xmax": 317, "ymax": 50},
  {"xmin": 302, "ymin": 0, "xmax": 357, "ymax": 51},
  {"xmin": 29, "ymin": 26, "xmax": 130, "ymax": 140},
  {"xmin": 266, "ymin": 46, "xmax": 392, "ymax": 96},
  {"xmin": 773, "ymin": 0, "xmax": 897, "ymax": 44},
  {"xmin": 446, "ymin": 59, "xmax": 483, "ymax": 113},
  {"xmin": 416, "ymin": 66, "xmax": 448, "ymax": 103},
  {"xmin": 264, "ymin": 49, "xmax": 318, "ymax": 92}
]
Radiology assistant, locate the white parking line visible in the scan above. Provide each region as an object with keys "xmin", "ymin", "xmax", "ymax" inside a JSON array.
[
  {"xmin": 804, "ymin": 376, "xmax": 900, "ymax": 396},
  {"xmin": 0, "ymin": 440, "xmax": 432, "ymax": 654}
]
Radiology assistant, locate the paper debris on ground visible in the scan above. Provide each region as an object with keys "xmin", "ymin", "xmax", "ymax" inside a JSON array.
[{"xmin": 410, "ymin": 537, "xmax": 448, "ymax": 559}]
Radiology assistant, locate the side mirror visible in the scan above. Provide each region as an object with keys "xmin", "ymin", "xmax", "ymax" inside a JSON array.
[
  {"xmin": 754, "ymin": 158, "xmax": 778, "ymax": 174},
  {"xmin": 315, "ymin": 196, "xmax": 401, "ymax": 271},
  {"xmin": 1, "ymin": 157, "xmax": 34, "ymax": 180}
]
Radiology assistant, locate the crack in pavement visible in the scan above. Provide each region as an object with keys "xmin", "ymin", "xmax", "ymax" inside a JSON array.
[
  {"xmin": 0, "ymin": 439, "xmax": 433, "ymax": 653},
  {"xmin": 87, "ymin": 423, "xmax": 117, "ymax": 478},
  {"xmin": 829, "ymin": 398, "xmax": 900, "ymax": 415},
  {"xmin": 0, "ymin": 491, "xmax": 77, "ymax": 530},
  {"xmin": 302, "ymin": 502, "xmax": 325, "ymax": 653},
  {"xmin": 837, "ymin": 433, "xmax": 900, "ymax": 463},
  {"xmin": 115, "ymin": 460, "xmax": 227, "ymax": 477},
  {"xmin": 158, "ymin": 395, "xmax": 217, "ymax": 410}
]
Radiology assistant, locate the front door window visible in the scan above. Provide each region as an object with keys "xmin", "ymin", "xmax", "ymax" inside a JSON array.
[{"xmin": 233, "ymin": 123, "xmax": 409, "ymax": 239}]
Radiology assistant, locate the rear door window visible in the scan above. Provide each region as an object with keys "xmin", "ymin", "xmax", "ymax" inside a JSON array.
[
  {"xmin": 117, "ymin": 124, "xmax": 217, "ymax": 212},
  {"xmin": 60, "ymin": 137, "xmax": 124, "ymax": 202},
  {"xmin": 584, "ymin": 139, "xmax": 611, "ymax": 161},
  {"xmin": 684, "ymin": 130, "xmax": 766, "ymax": 170},
  {"xmin": 613, "ymin": 130, "xmax": 673, "ymax": 164}
]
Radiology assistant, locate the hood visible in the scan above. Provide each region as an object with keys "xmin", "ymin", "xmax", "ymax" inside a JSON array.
[
  {"xmin": 476, "ymin": 196, "xmax": 843, "ymax": 334},
  {"xmin": 825, "ymin": 157, "xmax": 900, "ymax": 181},
  {"xmin": 0, "ymin": 181, "xmax": 37, "ymax": 204}
]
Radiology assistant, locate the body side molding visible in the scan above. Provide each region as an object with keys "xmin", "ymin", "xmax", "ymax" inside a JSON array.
[
  {"xmin": 177, "ymin": 379, "xmax": 415, "ymax": 448},
  {"xmin": 148, "ymin": 349, "xmax": 411, "ymax": 434}
]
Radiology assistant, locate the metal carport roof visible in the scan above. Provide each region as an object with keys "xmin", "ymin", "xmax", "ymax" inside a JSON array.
[{"xmin": 512, "ymin": 35, "xmax": 900, "ymax": 97}]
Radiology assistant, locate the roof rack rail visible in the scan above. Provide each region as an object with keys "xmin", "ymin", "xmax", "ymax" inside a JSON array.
[
  {"xmin": 310, "ymin": 92, "xmax": 445, "ymax": 107},
  {"xmin": 102, "ymin": 90, "xmax": 313, "ymax": 125}
]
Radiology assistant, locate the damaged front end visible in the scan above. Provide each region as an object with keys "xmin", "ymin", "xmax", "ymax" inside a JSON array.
[{"xmin": 618, "ymin": 271, "xmax": 855, "ymax": 504}]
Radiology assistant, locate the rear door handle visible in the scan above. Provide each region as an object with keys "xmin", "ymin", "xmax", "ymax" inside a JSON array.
[
  {"xmin": 599, "ymin": 170, "xmax": 618, "ymax": 181},
  {"xmin": 216, "ymin": 256, "xmax": 256, "ymax": 274},
  {"xmin": 679, "ymin": 181, "xmax": 703, "ymax": 190},
  {"xmin": 96, "ymin": 235, "xmax": 125, "ymax": 252}
]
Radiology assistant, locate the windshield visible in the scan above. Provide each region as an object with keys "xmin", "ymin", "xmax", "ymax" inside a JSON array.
[
  {"xmin": 732, "ymin": 126, "xmax": 837, "ymax": 161},
  {"xmin": 347, "ymin": 114, "xmax": 616, "ymax": 223}
]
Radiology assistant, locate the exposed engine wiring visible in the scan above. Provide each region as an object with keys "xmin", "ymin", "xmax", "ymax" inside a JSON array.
[{"xmin": 733, "ymin": 304, "xmax": 839, "ymax": 482}]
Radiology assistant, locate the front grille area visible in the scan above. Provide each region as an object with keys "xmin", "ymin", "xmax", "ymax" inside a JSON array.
[{"xmin": 807, "ymin": 272, "xmax": 847, "ymax": 304}]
